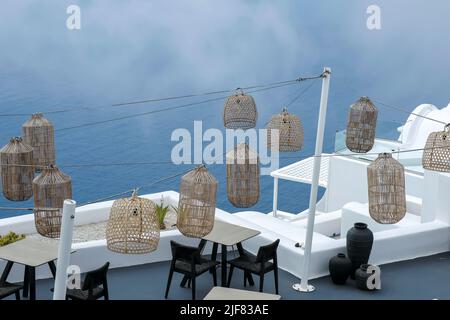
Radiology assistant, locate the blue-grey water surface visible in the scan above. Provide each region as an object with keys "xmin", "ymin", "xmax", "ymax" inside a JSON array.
[{"xmin": 1, "ymin": 0, "xmax": 450, "ymax": 218}]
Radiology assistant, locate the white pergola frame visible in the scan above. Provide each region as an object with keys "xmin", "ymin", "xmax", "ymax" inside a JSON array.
[{"xmin": 270, "ymin": 155, "xmax": 330, "ymax": 218}]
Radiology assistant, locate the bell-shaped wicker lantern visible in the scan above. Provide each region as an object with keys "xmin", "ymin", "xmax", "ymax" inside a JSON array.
[
  {"xmin": 0, "ymin": 137, "xmax": 34, "ymax": 201},
  {"xmin": 33, "ymin": 165, "xmax": 72, "ymax": 238},
  {"xmin": 177, "ymin": 166, "xmax": 217, "ymax": 238},
  {"xmin": 346, "ymin": 97, "xmax": 378, "ymax": 153},
  {"xmin": 223, "ymin": 90, "xmax": 257, "ymax": 129},
  {"xmin": 422, "ymin": 124, "xmax": 450, "ymax": 172},
  {"xmin": 226, "ymin": 143, "xmax": 260, "ymax": 208},
  {"xmin": 266, "ymin": 107, "xmax": 304, "ymax": 152},
  {"xmin": 367, "ymin": 153, "xmax": 406, "ymax": 224},
  {"xmin": 106, "ymin": 190, "xmax": 160, "ymax": 254},
  {"xmin": 22, "ymin": 113, "xmax": 55, "ymax": 172}
]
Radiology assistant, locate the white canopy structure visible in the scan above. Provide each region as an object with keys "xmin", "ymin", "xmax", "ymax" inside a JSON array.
[{"xmin": 270, "ymin": 155, "xmax": 330, "ymax": 218}]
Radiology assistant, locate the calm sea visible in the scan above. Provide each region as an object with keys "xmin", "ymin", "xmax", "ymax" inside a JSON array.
[{"xmin": 1, "ymin": 0, "xmax": 448, "ymax": 218}]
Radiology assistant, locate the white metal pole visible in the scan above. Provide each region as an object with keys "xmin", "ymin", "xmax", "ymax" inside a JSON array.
[
  {"xmin": 53, "ymin": 199, "xmax": 76, "ymax": 300},
  {"xmin": 273, "ymin": 177, "xmax": 279, "ymax": 218},
  {"xmin": 293, "ymin": 67, "xmax": 331, "ymax": 293}
]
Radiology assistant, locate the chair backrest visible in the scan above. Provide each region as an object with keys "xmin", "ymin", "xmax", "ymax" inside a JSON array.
[
  {"xmin": 82, "ymin": 262, "xmax": 110, "ymax": 291},
  {"xmin": 255, "ymin": 239, "xmax": 280, "ymax": 263},
  {"xmin": 170, "ymin": 240, "xmax": 202, "ymax": 264}
]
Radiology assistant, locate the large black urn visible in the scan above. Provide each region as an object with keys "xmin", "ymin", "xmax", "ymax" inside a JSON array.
[
  {"xmin": 329, "ymin": 253, "xmax": 353, "ymax": 285},
  {"xmin": 346, "ymin": 222, "xmax": 373, "ymax": 278}
]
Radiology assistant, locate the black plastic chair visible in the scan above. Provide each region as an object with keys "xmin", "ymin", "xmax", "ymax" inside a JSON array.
[
  {"xmin": 227, "ymin": 239, "xmax": 280, "ymax": 294},
  {"xmin": 66, "ymin": 262, "xmax": 110, "ymax": 300},
  {"xmin": 165, "ymin": 241, "xmax": 219, "ymax": 300},
  {"xmin": 0, "ymin": 282, "xmax": 22, "ymax": 300}
]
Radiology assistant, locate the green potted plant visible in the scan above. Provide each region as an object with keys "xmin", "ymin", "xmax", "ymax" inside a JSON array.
[
  {"xmin": 0, "ymin": 231, "xmax": 25, "ymax": 247},
  {"xmin": 155, "ymin": 197, "xmax": 170, "ymax": 230}
]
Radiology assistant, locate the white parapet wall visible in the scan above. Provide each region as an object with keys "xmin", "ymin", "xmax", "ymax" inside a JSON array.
[
  {"xmin": 2, "ymin": 184, "xmax": 450, "ymax": 284},
  {"xmin": 0, "ymin": 191, "xmax": 209, "ymax": 282}
]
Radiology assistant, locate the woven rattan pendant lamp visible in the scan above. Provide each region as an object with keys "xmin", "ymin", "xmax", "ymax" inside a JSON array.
[
  {"xmin": 106, "ymin": 190, "xmax": 159, "ymax": 254},
  {"xmin": 346, "ymin": 97, "xmax": 378, "ymax": 153},
  {"xmin": 367, "ymin": 153, "xmax": 406, "ymax": 224},
  {"xmin": 22, "ymin": 113, "xmax": 55, "ymax": 172},
  {"xmin": 266, "ymin": 107, "xmax": 304, "ymax": 152},
  {"xmin": 33, "ymin": 165, "xmax": 72, "ymax": 238},
  {"xmin": 0, "ymin": 137, "xmax": 34, "ymax": 201},
  {"xmin": 177, "ymin": 165, "xmax": 217, "ymax": 238},
  {"xmin": 226, "ymin": 143, "xmax": 260, "ymax": 208},
  {"xmin": 422, "ymin": 124, "xmax": 450, "ymax": 172},
  {"xmin": 223, "ymin": 89, "xmax": 257, "ymax": 129}
]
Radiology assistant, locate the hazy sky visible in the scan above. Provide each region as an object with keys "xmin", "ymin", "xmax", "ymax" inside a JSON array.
[{"xmin": 1, "ymin": 0, "xmax": 450, "ymax": 111}]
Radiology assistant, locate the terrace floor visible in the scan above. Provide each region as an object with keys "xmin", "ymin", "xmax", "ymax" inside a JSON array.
[{"xmin": 3, "ymin": 251, "xmax": 450, "ymax": 300}]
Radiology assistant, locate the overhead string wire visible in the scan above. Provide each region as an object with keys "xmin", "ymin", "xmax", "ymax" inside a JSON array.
[
  {"xmin": 69, "ymin": 166, "xmax": 195, "ymax": 206},
  {"xmin": 1, "ymin": 144, "xmax": 448, "ymax": 171},
  {"xmin": 333, "ymin": 76, "xmax": 447, "ymax": 126},
  {"xmin": 285, "ymin": 80, "xmax": 318, "ymax": 108},
  {"xmin": 369, "ymin": 98, "xmax": 447, "ymax": 126},
  {"xmin": 0, "ymin": 74, "xmax": 324, "ymax": 118},
  {"xmin": 54, "ymin": 79, "xmax": 322, "ymax": 133},
  {"xmin": 0, "ymin": 142, "xmax": 447, "ymax": 212}
]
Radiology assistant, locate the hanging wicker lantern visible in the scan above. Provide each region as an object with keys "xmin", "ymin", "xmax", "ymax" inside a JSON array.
[
  {"xmin": 226, "ymin": 143, "xmax": 260, "ymax": 208},
  {"xmin": 106, "ymin": 190, "xmax": 160, "ymax": 254},
  {"xmin": 422, "ymin": 124, "xmax": 450, "ymax": 172},
  {"xmin": 177, "ymin": 166, "xmax": 217, "ymax": 238},
  {"xmin": 266, "ymin": 107, "xmax": 304, "ymax": 152},
  {"xmin": 32, "ymin": 165, "xmax": 72, "ymax": 238},
  {"xmin": 0, "ymin": 137, "xmax": 34, "ymax": 201},
  {"xmin": 367, "ymin": 153, "xmax": 406, "ymax": 224},
  {"xmin": 346, "ymin": 97, "xmax": 378, "ymax": 153},
  {"xmin": 223, "ymin": 90, "xmax": 257, "ymax": 129},
  {"xmin": 22, "ymin": 113, "xmax": 55, "ymax": 172}
]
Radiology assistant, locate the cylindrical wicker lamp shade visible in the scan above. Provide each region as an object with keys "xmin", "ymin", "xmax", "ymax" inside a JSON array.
[
  {"xmin": 226, "ymin": 143, "xmax": 260, "ymax": 208},
  {"xmin": 106, "ymin": 191, "xmax": 160, "ymax": 254},
  {"xmin": 266, "ymin": 108, "xmax": 304, "ymax": 152},
  {"xmin": 22, "ymin": 113, "xmax": 55, "ymax": 172},
  {"xmin": 367, "ymin": 153, "xmax": 406, "ymax": 224},
  {"xmin": 346, "ymin": 97, "xmax": 378, "ymax": 153},
  {"xmin": 223, "ymin": 90, "xmax": 257, "ymax": 129},
  {"xmin": 422, "ymin": 124, "xmax": 450, "ymax": 172},
  {"xmin": 32, "ymin": 165, "xmax": 72, "ymax": 238},
  {"xmin": 177, "ymin": 166, "xmax": 217, "ymax": 238},
  {"xmin": 0, "ymin": 137, "xmax": 34, "ymax": 201}
]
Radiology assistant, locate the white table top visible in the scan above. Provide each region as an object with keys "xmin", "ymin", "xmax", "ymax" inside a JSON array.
[
  {"xmin": 204, "ymin": 287, "xmax": 281, "ymax": 300},
  {"xmin": 0, "ymin": 238, "xmax": 60, "ymax": 267},
  {"xmin": 202, "ymin": 220, "xmax": 260, "ymax": 246}
]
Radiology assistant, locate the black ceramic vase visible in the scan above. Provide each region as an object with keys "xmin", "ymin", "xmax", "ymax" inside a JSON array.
[
  {"xmin": 355, "ymin": 264, "xmax": 376, "ymax": 290},
  {"xmin": 329, "ymin": 253, "xmax": 353, "ymax": 285},
  {"xmin": 346, "ymin": 222, "xmax": 373, "ymax": 279}
]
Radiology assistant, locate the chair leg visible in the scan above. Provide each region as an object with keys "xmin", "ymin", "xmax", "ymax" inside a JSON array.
[
  {"xmin": 187, "ymin": 278, "xmax": 191, "ymax": 288},
  {"xmin": 15, "ymin": 291, "xmax": 20, "ymax": 300},
  {"xmin": 103, "ymin": 281, "xmax": 109, "ymax": 300},
  {"xmin": 212, "ymin": 267, "xmax": 217, "ymax": 286},
  {"xmin": 247, "ymin": 272, "xmax": 255, "ymax": 286},
  {"xmin": 274, "ymin": 268, "xmax": 279, "ymax": 294},
  {"xmin": 23, "ymin": 266, "xmax": 29, "ymax": 298},
  {"xmin": 180, "ymin": 276, "xmax": 189, "ymax": 287},
  {"xmin": 259, "ymin": 274, "xmax": 265, "ymax": 292},
  {"xmin": 165, "ymin": 268, "xmax": 174, "ymax": 299},
  {"xmin": 227, "ymin": 266, "xmax": 234, "ymax": 287},
  {"xmin": 191, "ymin": 277, "xmax": 196, "ymax": 300},
  {"xmin": 244, "ymin": 270, "xmax": 247, "ymax": 287}
]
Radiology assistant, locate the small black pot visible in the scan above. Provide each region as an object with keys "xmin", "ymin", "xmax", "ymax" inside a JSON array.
[
  {"xmin": 355, "ymin": 264, "xmax": 376, "ymax": 291},
  {"xmin": 329, "ymin": 253, "xmax": 353, "ymax": 285},
  {"xmin": 347, "ymin": 222, "xmax": 373, "ymax": 278}
]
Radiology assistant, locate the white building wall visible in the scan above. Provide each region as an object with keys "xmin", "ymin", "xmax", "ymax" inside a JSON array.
[{"xmin": 324, "ymin": 156, "xmax": 423, "ymax": 213}]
